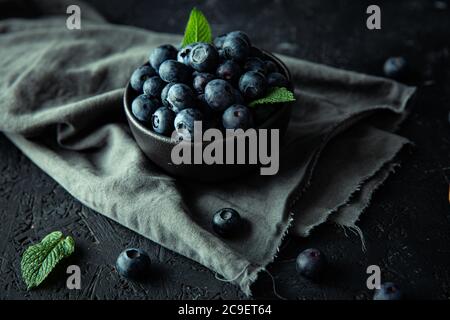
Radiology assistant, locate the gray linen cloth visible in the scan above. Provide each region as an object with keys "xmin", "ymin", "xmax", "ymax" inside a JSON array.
[{"xmin": 0, "ymin": 0, "xmax": 415, "ymax": 295}]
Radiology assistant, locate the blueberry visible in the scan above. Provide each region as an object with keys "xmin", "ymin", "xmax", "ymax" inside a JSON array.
[
  {"xmin": 249, "ymin": 47, "xmax": 265, "ymax": 59},
  {"xmin": 373, "ymin": 282, "xmax": 403, "ymax": 300},
  {"xmin": 159, "ymin": 60, "xmax": 191, "ymax": 84},
  {"xmin": 222, "ymin": 105, "xmax": 253, "ymax": 130},
  {"xmin": 197, "ymin": 93, "xmax": 207, "ymax": 105},
  {"xmin": 264, "ymin": 60, "xmax": 279, "ymax": 74},
  {"xmin": 213, "ymin": 34, "xmax": 227, "ymax": 49},
  {"xmin": 296, "ymin": 248, "xmax": 326, "ymax": 280},
  {"xmin": 222, "ymin": 35, "xmax": 250, "ymax": 63},
  {"xmin": 216, "ymin": 60, "xmax": 242, "ymax": 85},
  {"xmin": 244, "ymin": 57, "xmax": 266, "ymax": 74},
  {"xmin": 130, "ymin": 65, "xmax": 157, "ymax": 92},
  {"xmin": 267, "ymin": 72, "xmax": 289, "ymax": 88},
  {"xmin": 212, "ymin": 208, "xmax": 243, "ymax": 238},
  {"xmin": 143, "ymin": 76, "xmax": 165, "ymax": 98},
  {"xmin": 161, "ymin": 82, "xmax": 175, "ymax": 107},
  {"xmin": 131, "ymin": 94, "xmax": 159, "ymax": 123},
  {"xmin": 239, "ymin": 71, "xmax": 267, "ymax": 100},
  {"xmin": 227, "ymin": 31, "xmax": 251, "ymax": 47},
  {"xmin": 167, "ymin": 83, "xmax": 195, "ymax": 113},
  {"xmin": 174, "ymin": 108, "xmax": 203, "ymax": 141},
  {"xmin": 232, "ymin": 87, "xmax": 245, "ymax": 105},
  {"xmin": 193, "ymin": 72, "xmax": 215, "ymax": 94},
  {"xmin": 196, "ymin": 94, "xmax": 215, "ymax": 128},
  {"xmin": 177, "ymin": 43, "xmax": 195, "ymax": 65},
  {"xmin": 188, "ymin": 43, "xmax": 219, "ymax": 72},
  {"xmin": 434, "ymin": 0, "xmax": 448, "ymax": 10},
  {"xmin": 152, "ymin": 107, "xmax": 175, "ymax": 136},
  {"xmin": 149, "ymin": 44, "xmax": 178, "ymax": 71},
  {"xmin": 116, "ymin": 248, "xmax": 151, "ymax": 280},
  {"xmin": 205, "ymin": 79, "xmax": 236, "ymax": 112},
  {"xmin": 383, "ymin": 56, "xmax": 407, "ymax": 79},
  {"xmin": 218, "ymin": 49, "xmax": 227, "ymax": 61},
  {"xmin": 197, "ymin": 94, "xmax": 212, "ymax": 114}
]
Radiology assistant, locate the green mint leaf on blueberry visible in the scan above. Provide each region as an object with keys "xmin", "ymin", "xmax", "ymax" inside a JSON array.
[
  {"xmin": 21, "ymin": 231, "xmax": 75, "ymax": 289},
  {"xmin": 181, "ymin": 8, "xmax": 212, "ymax": 47},
  {"xmin": 249, "ymin": 87, "xmax": 296, "ymax": 107}
]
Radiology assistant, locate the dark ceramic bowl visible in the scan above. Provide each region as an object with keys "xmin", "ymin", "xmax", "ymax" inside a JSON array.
[{"xmin": 124, "ymin": 49, "xmax": 293, "ymax": 182}]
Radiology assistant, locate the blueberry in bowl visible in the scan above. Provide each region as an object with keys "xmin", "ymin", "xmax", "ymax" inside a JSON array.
[
  {"xmin": 188, "ymin": 43, "xmax": 219, "ymax": 72},
  {"xmin": 216, "ymin": 60, "xmax": 242, "ymax": 85},
  {"xmin": 130, "ymin": 65, "xmax": 157, "ymax": 92},
  {"xmin": 152, "ymin": 107, "xmax": 175, "ymax": 136},
  {"xmin": 222, "ymin": 104, "xmax": 254, "ymax": 130},
  {"xmin": 123, "ymin": 10, "xmax": 295, "ymax": 182},
  {"xmin": 174, "ymin": 108, "xmax": 204, "ymax": 141},
  {"xmin": 149, "ymin": 44, "xmax": 178, "ymax": 71},
  {"xmin": 204, "ymin": 79, "xmax": 236, "ymax": 112},
  {"xmin": 131, "ymin": 94, "xmax": 159, "ymax": 123}
]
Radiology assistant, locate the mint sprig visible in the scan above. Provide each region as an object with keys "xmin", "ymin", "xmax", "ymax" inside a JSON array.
[
  {"xmin": 21, "ymin": 231, "xmax": 75, "ymax": 289},
  {"xmin": 181, "ymin": 8, "xmax": 212, "ymax": 47},
  {"xmin": 249, "ymin": 87, "xmax": 296, "ymax": 107}
]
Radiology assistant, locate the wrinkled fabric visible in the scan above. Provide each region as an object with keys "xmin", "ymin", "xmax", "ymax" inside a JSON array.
[{"xmin": 0, "ymin": 0, "xmax": 415, "ymax": 295}]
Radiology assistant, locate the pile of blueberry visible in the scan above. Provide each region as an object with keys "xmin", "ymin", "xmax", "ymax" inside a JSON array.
[{"xmin": 129, "ymin": 31, "xmax": 290, "ymax": 140}]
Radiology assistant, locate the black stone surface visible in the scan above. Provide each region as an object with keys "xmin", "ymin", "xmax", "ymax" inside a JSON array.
[{"xmin": 0, "ymin": 0, "xmax": 449, "ymax": 300}]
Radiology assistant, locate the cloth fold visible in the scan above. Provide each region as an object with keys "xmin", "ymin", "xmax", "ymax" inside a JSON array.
[{"xmin": 0, "ymin": 0, "xmax": 415, "ymax": 295}]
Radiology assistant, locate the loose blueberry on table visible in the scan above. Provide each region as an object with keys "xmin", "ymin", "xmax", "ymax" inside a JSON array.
[
  {"xmin": 296, "ymin": 248, "xmax": 327, "ymax": 280},
  {"xmin": 128, "ymin": 23, "xmax": 293, "ymax": 138},
  {"xmin": 116, "ymin": 248, "xmax": 151, "ymax": 280},
  {"xmin": 373, "ymin": 282, "xmax": 403, "ymax": 300},
  {"xmin": 383, "ymin": 56, "xmax": 408, "ymax": 79},
  {"xmin": 212, "ymin": 208, "xmax": 243, "ymax": 238}
]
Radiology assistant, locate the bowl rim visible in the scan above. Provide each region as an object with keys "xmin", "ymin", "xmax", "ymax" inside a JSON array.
[{"xmin": 123, "ymin": 48, "xmax": 293, "ymax": 146}]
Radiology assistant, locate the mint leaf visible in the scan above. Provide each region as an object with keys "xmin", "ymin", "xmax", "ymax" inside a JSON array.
[
  {"xmin": 21, "ymin": 231, "xmax": 75, "ymax": 289},
  {"xmin": 249, "ymin": 87, "xmax": 296, "ymax": 107},
  {"xmin": 181, "ymin": 8, "xmax": 212, "ymax": 47}
]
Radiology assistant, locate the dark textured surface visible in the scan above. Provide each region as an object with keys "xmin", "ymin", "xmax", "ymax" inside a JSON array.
[{"xmin": 1, "ymin": 0, "xmax": 449, "ymax": 300}]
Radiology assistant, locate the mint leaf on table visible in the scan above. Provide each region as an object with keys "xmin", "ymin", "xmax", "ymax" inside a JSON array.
[
  {"xmin": 249, "ymin": 87, "xmax": 296, "ymax": 107},
  {"xmin": 21, "ymin": 231, "xmax": 75, "ymax": 289},
  {"xmin": 181, "ymin": 8, "xmax": 212, "ymax": 47}
]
